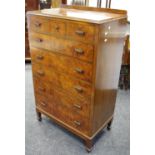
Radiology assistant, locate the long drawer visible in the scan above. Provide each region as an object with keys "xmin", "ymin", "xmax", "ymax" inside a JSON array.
[
  {"xmin": 29, "ymin": 33, "xmax": 94, "ymax": 62},
  {"xmin": 31, "ymin": 47, "xmax": 93, "ymax": 83},
  {"xmin": 53, "ymin": 102, "xmax": 90, "ymax": 135},
  {"xmin": 32, "ymin": 63, "xmax": 92, "ymax": 102},
  {"xmin": 35, "ymin": 93, "xmax": 52, "ymax": 114}
]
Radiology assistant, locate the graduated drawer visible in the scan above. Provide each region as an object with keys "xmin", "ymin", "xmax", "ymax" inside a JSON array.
[
  {"xmin": 53, "ymin": 88, "xmax": 90, "ymax": 118},
  {"xmin": 31, "ymin": 47, "xmax": 93, "ymax": 83},
  {"xmin": 33, "ymin": 78, "xmax": 90, "ymax": 118},
  {"xmin": 29, "ymin": 33, "xmax": 94, "ymax": 62},
  {"xmin": 66, "ymin": 21, "xmax": 95, "ymax": 43},
  {"xmin": 35, "ymin": 92, "xmax": 52, "ymax": 114},
  {"xmin": 53, "ymin": 100, "xmax": 90, "ymax": 135},
  {"xmin": 29, "ymin": 16, "xmax": 66, "ymax": 36},
  {"xmin": 32, "ymin": 64, "xmax": 92, "ymax": 102}
]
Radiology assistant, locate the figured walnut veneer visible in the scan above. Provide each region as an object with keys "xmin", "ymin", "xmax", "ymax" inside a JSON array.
[{"xmin": 27, "ymin": 6, "xmax": 128, "ymax": 152}]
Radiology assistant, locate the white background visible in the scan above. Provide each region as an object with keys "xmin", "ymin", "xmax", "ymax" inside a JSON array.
[{"xmin": 0, "ymin": 0, "xmax": 155, "ymax": 154}]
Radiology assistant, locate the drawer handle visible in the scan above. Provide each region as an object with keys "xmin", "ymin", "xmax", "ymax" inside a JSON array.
[
  {"xmin": 75, "ymin": 30, "xmax": 85, "ymax": 36},
  {"xmin": 74, "ymin": 86, "xmax": 83, "ymax": 93},
  {"xmin": 55, "ymin": 26, "xmax": 60, "ymax": 31},
  {"xmin": 74, "ymin": 48, "xmax": 84, "ymax": 54},
  {"xmin": 36, "ymin": 38, "xmax": 43, "ymax": 43},
  {"xmin": 40, "ymin": 102, "xmax": 46, "ymax": 107},
  {"xmin": 37, "ymin": 70, "xmax": 44, "ymax": 76},
  {"xmin": 36, "ymin": 55, "xmax": 44, "ymax": 60},
  {"xmin": 34, "ymin": 22, "xmax": 41, "ymax": 27},
  {"xmin": 73, "ymin": 104, "xmax": 82, "ymax": 110},
  {"xmin": 74, "ymin": 120, "xmax": 81, "ymax": 126},
  {"xmin": 38, "ymin": 87, "xmax": 45, "ymax": 92},
  {"xmin": 75, "ymin": 68, "xmax": 84, "ymax": 74}
]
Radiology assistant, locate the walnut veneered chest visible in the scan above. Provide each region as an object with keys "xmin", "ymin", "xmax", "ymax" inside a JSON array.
[{"xmin": 27, "ymin": 6, "xmax": 128, "ymax": 152}]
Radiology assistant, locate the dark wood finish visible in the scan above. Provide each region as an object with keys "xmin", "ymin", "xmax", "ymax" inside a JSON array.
[
  {"xmin": 27, "ymin": 6, "xmax": 128, "ymax": 152},
  {"xmin": 107, "ymin": 118, "xmax": 113, "ymax": 130},
  {"xmin": 36, "ymin": 110, "xmax": 42, "ymax": 121},
  {"xmin": 25, "ymin": 0, "xmax": 39, "ymax": 61},
  {"xmin": 85, "ymin": 139, "xmax": 93, "ymax": 152}
]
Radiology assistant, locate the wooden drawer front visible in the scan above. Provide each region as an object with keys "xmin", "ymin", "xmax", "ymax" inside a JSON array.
[
  {"xmin": 29, "ymin": 16, "xmax": 50, "ymax": 34},
  {"xmin": 33, "ymin": 78, "xmax": 54, "ymax": 97},
  {"xmin": 50, "ymin": 20, "xmax": 66, "ymax": 36},
  {"xmin": 53, "ymin": 89, "xmax": 90, "ymax": 118},
  {"xmin": 29, "ymin": 33, "xmax": 51, "ymax": 51},
  {"xmin": 66, "ymin": 41, "xmax": 94, "ymax": 62},
  {"xmin": 30, "ymin": 36, "xmax": 94, "ymax": 62},
  {"xmin": 35, "ymin": 93, "xmax": 52, "ymax": 114},
  {"xmin": 33, "ymin": 79, "xmax": 90, "ymax": 118},
  {"xmin": 32, "ymin": 64, "xmax": 92, "ymax": 102},
  {"xmin": 29, "ymin": 33, "xmax": 67, "ymax": 52},
  {"xmin": 53, "ymin": 101, "xmax": 89, "ymax": 135},
  {"xmin": 31, "ymin": 48, "xmax": 93, "ymax": 83},
  {"xmin": 67, "ymin": 22, "xmax": 95, "ymax": 43}
]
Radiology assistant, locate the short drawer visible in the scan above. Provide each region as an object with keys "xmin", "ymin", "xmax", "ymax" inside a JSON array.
[
  {"xmin": 66, "ymin": 22, "xmax": 95, "ymax": 43},
  {"xmin": 32, "ymin": 64, "xmax": 92, "ymax": 102},
  {"xmin": 50, "ymin": 19, "xmax": 66, "ymax": 36},
  {"xmin": 31, "ymin": 47, "xmax": 93, "ymax": 83},
  {"xmin": 29, "ymin": 16, "xmax": 50, "ymax": 34},
  {"xmin": 29, "ymin": 33, "xmax": 51, "ymax": 51},
  {"xmin": 29, "ymin": 16, "xmax": 66, "ymax": 37}
]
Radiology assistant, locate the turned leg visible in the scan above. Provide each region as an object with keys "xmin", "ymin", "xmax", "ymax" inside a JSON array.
[
  {"xmin": 107, "ymin": 118, "xmax": 113, "ymax": 130},
  {"xmin": 36, "ymin": 110, "xmax": 42, "ymax": 121},
  {"xmin": 85, "ymin": 139, "xmax": 93, "ymax": 153}
]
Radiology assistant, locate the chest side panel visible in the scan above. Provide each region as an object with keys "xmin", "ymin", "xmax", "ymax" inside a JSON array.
[{"xmin": 92, "ymin": 19, "xmax": 128, "ymax": 134}]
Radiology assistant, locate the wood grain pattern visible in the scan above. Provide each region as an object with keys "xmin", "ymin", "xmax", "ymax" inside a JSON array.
[
  {"xmin": 66, "ymin": 21, "xmax": 95, "ymax": 43},
  {"xmin": 32, "ymin": 63, "xmax": 93, "ymax": 102},
  {"xmin": 31, "ymin": 47, "xmax": 93, "ymax": 82},
  {"xmin": 30, "ymin": 33, "xmax": 94, "ymax": 62},
  {"xmin": 27, "ymin": 6, "xmax": 128, "ymax": 152}
]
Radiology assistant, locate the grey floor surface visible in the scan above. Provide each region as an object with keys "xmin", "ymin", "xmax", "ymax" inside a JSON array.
[{"xmin": 25, "ymin": 64, "xmax": 130, "ymax": 155}]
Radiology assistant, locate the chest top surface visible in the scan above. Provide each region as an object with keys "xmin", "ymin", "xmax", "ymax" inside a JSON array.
[{"xmin": 27, "ymin": 8, "xmax": 127, "ymax": 24}]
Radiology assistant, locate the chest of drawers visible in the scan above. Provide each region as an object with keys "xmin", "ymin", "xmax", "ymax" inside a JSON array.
[{"xmin": 27, "ymin": 6, "xmax": 128, "ymax": 152}]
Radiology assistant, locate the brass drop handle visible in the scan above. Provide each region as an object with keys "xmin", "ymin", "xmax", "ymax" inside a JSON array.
[
  {"xmin": 36, "ymin": 55, "xmax": 44, "ymax": 60},
  {"xmin": 34, "ymin": 22, "xmax": 41, "ymax": 27},
  {"xmin": 36, "ymin": 38, "xmax": 43, "ymax": 42},
  {"xmin": 37, "ymin": 70, "xmax": 44, "ymax": 76},
  {"xmin": 38, "ymin": 87, "xmax": 45, "ymax": 92},
  {"xmin": 74, "ymin": 48, "xmax": 84, "ymax": 54},
  {"xmin": 74, "ymin": 86, "xmax": 83, "ymax": 93},
  {"xmin": 55, "ymin": 26, "xmax": 60, "ymax": 30},
  {"xmin": 75, "ymin": 68, "xmax": 84, "ymax": 74},
  {"xmin": 75, "ymin": 30, "xmax": 85, "ymax": 36},
  {"xmin": 74, "ymin": 120, "xmax": 81, "ymax": 126},
  {"xmin": 40, "ymin": 102, "xmax": 46, "ymax": 106},
  {"xmin": 73, "ymin": 104, "xmax": 82, "ymax": 110}
]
